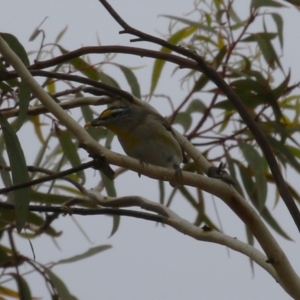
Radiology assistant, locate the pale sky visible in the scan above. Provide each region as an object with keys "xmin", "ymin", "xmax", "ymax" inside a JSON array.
[{"xmin": 1, "ymin": 1, "xmax": 300, "ymax": 299}]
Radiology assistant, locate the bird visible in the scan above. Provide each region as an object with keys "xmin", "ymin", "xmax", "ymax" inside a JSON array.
[{"xmin": 85, "ymin": 104, "xmax": 187, "ymax": 183}]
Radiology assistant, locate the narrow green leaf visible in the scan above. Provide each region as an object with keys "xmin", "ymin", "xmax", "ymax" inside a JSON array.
[
  {"xmin": 101, "ymin": 171, "xmax": 116, "ymax": 197},
  {"xmin": 251, "ymin": 0, "xmax": 285, "ymax": 8},
  {"xmin": 10, "ymin": 274, "xmax": 32, "ymax": 300},
  {"xmin": 56, "ymin": 245, "xmax": 112, "ymax": 265},
  {"xmin": 58, "ymin": 46, "xmax": 100, "ymax": 81},
  {"xmin": 242, "ymin": 33, "xmax": 282, "ymax": 70},
  {"xmin": 28, "ymin": 17, "xmax": 48, "ymax": 41},
  {"xmin": 226, "ymin": 155, "xmax": 244, "ymax": 197},
  {"xmin": 0, "ymin": 114, "xmax": 30, "ymax": 232},
  {"xmin": 201, "ymin": 214, "xmax": 220, "ymax": 230},
  {"xmin": 162, "ymin": 15, "xmax": 217, "ymax": 33},
  {"xmin": 238, "ymin": 164, "xmax": 290, "ymax": 239},
  {"xmin": 101, "ymin": 162, "xmax": 119, "ymax": 239},
  {"xmin": 286, "ymin": 145, "xmax": 300, "ymax": 160},
  {"xmin": 239, "ymin": 142, "xmax": 267, "ymax": 211},
  {"xmin": 245, "ymin": 225, "xmax": 255, "ymax": 274},
  {"xmin": 55, "ymin": 25, "xmax": 68, "ymax": 43},
  {"xmin": 0, "ymin": 153, "xmax": 13, "ymax": 189},
  {"xmin": 55, "ymin": 126, "xmax": 85, "ymax": 183},
  {"xmin": 178, "ymin": 186, "xmax": 198, "ymax": 210},
  {"xmin": 31, "ymin": 191, "xmax": 72, "ymax": 205},
  {"xmin": 117, "ymin": 65, "xmax": 141, "ymax": 98},
  {"xmin": 150, "ymin": 26, "xmax": 196, "ymax": 94},
  {"xmin": 192, "ymin": 74, "xmax": 210, "ymax": 92},
  {"xmin": 1, "ymin": 33, "xmax": 29, "ymax": 66},
  {"xmin": 99, "ymin": 72, "xmax": 119, "ymax": 87},
  {"xmin": 238, "ymin": 163, "xmax": 259, "ymax": 207},
  {"xmin": 267, "ymin": 136, "xmax": 300, "ymax": 172},
  {"xmin": 211, "ymin": 46, "xmax": 227, "ymax": 68},
  {"xmin": 261, "ymin": 207, "xmax": 292, "ymax": 240},
  {"xmin": 32, "ymin": 129, "xmax": 52, "ymax": 171},
  {"xmin": 15, "ymin": 83, "xmax": 31, "ymax": 132},
  {"xmin": 44, "ymin": 268, "xmax": 76, "ymax": 300},
  {"xmin": 271, "ymin": 13, "xmax": 283, "ymax": 49},
  {"xmin": 109, "ymin": 215, "xmax": 120, "ymax": 238},
  {"xmin": 158, "ymin": 180, "xmax": 165, "ymax": 205}
]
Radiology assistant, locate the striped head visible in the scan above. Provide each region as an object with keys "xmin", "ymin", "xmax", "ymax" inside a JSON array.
[{"xmin": 89, "ymin": 105, "xmax": 133, "ymax": 128}]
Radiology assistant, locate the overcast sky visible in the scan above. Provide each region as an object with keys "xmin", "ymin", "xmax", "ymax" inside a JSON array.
[{"xmin": 1, "ymin": 1, "xmax": 300, "ymax": 299}]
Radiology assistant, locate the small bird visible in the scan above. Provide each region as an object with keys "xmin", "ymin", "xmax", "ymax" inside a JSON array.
[{"xmin": 85, "ymin": 104, "xmax": 187, "ymax": 181}]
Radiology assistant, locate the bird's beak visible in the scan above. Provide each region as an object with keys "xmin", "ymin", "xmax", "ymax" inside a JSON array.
[{"xmin": 84, "ymin": 118, "xmax": 105, "ymax": 129}]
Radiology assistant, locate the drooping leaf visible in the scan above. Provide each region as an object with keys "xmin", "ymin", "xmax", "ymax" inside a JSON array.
[
  {"xmin": 251, "ymin": 0, "xmax": 285, "ymax": 8},
  {"xmin": 56, "ymin": 245, "xmax": 112, "ymax": 265},
  {"xmin": 162, "ymin": 15, "xmax": 218, "ymax": 33},
  {"xmin": 55, "ymin": 126, "xmax": 85, "ymax": 183},
  {"xmin": 98, "ymin": 71, "xmax": 119, "ymax": 87},
  {"xmin": 267, "ymin": 136, "xmax": 300, "ymax": 172},
  {"xmin": 44, "ymin": 268, "xmax": 76, "ymax": 300},
  {"xmin": 239, "ymin": 142, "xmax": 267, "ymax": 211},
  {"xmin": 101, "ymin": 171, "xmax": 116, "ymax": 197},
  {"xmin": 1, "ymin": 33, "xmax": 29, "ymax": 66},
  {"xmin": 150, "ymin": 26, "xmax": 197, "ymax": 94},
  {"xmin": 117, "ymin": 64, "xmax": 141, "ymax": 98},
  {"xmin": 15, "ymin": 83, "xmax": 31, "ymax": 132},
  {"xmin": 192, "ymin": 46, "xmax": 227, "ymax": 93},
  {"xmin": 109, "ymin": 215, "xmax": 120, "ymax": 238},
  {"xmin": 245, "ymin": 225, "xmax": 255, "ymax": 274},
  {"xmin": 260, "ymin": 207, "xmax": 292, "ymax": 240},
  {"xmin": 271, "ymin": 13, "xmax": 284, "ymax": 49},
  {"xmin": 55, "ymin": 25, "xmax": 68, "ymax": 43},
  {"xmin": 226, "ymin": 155, "xmax": 244, "ymax": 197},
  {"xmin": 58, "ymin": 46, "xmax": 100, "ymax": 81},
  {"xmin": 0, "ymin": 114, "xmax": 30, "ymax": 232},
  {"xmin": 238, "ymin": 163, "xmax": 259, "ymax": 207},
  {"xmin": 28, "ymin": 17, "xmax": 48, "ymax": 41},
  {"xmin": 178, "ymin": 186, "xmax": 198, "ymax": 210},
  {"xmin": 30, "ymin": 191, "xmax": 72, "ymax": 205},
  {"xmin": 242, "ymin": 33, "xmax": 282, "ymax": 70},
  {"xmin": 29, "ymin": 115, "xmax": 46, "ymax": 145},
  {"xmin": 158, "ymin": 180, "xmax": 165, "ymax": 205},
  {"xmin": 10, "ymin": 274, "xmax": 31, "ymax": 300}
]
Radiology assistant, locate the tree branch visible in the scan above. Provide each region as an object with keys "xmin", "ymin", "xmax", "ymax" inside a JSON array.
[
  {"xmin": 0, "ymin": 96, "xmax": 113, "ymax": 119},
  {"xmin": 0, "ymin": 199, "xmax": 280, "ymax": 288},
  {"xmin": 97, "ymin": 0, "xmax": 300, "ymax": 235},
  {"xmin": 1, "ymin": 33, "xmax": 300, "ymax": 299}
]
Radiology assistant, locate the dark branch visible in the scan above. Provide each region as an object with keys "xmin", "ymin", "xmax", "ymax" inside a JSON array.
[
  {"xmin": 0, "ymin": 161, "xmax": 95, "ymax": 194},
  {"xmin": 0, "ymin": 202, "xmax": 168, "ymax": 224},
  {"xmin": 98, "ymin": 0, "xmax": 300, "ymax": 232}
]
